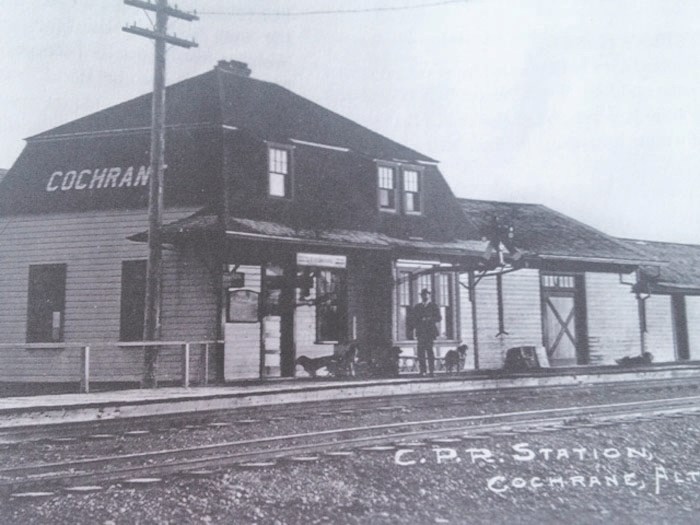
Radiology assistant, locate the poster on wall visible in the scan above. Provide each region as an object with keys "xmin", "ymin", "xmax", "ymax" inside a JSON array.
[{"xmin": 226, "ymin": 289, "xmax": 259, "ymax": 323}]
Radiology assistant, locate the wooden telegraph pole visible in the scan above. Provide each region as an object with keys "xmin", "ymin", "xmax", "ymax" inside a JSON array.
[{"xmin": 123, "ymin": 0, "xmax": 197, "ymax": 387}]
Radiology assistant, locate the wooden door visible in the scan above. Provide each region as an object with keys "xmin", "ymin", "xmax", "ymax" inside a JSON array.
[{"xmin": 541, "ymin": 273, "xmax": 588, "ymax": 366}]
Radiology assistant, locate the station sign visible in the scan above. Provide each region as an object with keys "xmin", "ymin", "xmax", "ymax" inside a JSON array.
[
  {"xmin": 296, "ymin": 252, "xmax": 347, "ymax": 269},
  {"xmin": 45, "ymin": 165, "xmax": 152, "ymax": 192},
  {"xmin": 0, "ymin": 129, "xmax": 219, "ymax": 215}
]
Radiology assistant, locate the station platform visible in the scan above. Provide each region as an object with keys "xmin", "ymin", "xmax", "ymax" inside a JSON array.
[{"xmin": 1, "ymin": 364, "xmax": 700, "ymax": 430}]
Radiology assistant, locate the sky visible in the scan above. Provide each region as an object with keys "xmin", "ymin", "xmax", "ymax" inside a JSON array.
[{"xmin": 1, "ymin": 0, "xmax": 699, "ymax": 244}]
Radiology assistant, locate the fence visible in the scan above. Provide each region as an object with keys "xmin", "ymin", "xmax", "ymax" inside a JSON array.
[{"xmin": 0, "ymin": 341, "xmax": 223, "ymax": 393}]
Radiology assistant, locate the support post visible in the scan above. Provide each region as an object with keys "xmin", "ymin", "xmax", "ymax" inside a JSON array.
[
  {"xmin": 468, "ymin": 271, "xmax": 480, "ymax": 370},
  {"xmin": 80, "ymin": 345, "xmax": 91, "ymax": 393},
  {"xmin": 183, "ymin": 343, "xmax": 191, "ymax": 388},
  {"xmin": 203, "ymin": 343, "xmax": 210, "ymax": 385}
]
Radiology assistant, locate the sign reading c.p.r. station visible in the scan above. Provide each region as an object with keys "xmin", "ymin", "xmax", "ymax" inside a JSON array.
[{"xmin": 45, "ymin": 165, "xmax": 155, "ymax": 192}]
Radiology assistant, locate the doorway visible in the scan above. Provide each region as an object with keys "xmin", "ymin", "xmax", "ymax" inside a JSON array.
[
  {"xmin": 672, "ymin": 295, "xmax": 690, "ymax": 361},
  {"xmin": 261, "ymin": 263, "xmax": 295, "ymax": 377},
  {"xmin": 541, "ymin": 273, "xmax": 588, "ymax": 366}
]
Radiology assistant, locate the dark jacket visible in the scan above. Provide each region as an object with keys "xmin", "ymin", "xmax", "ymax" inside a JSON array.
[{"xmin": 411, "ymin": 301, "xmax": 442, "ymax": 341}]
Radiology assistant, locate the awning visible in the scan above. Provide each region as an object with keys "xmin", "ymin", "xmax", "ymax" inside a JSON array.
[{"xmin": 130, "ymin": 210, "xmax": 490, "ymax": 259}]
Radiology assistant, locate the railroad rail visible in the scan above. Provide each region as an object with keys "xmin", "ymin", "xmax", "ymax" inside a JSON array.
[
  {"xmin": 1, "ymin": 376, "xmax": 697, "ymax": 446},
  {"xmin": 2, "ymin": 394, "xmax": 699, "ymax": 496}
]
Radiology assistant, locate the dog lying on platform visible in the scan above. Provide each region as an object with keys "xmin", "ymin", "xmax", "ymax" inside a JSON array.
[
  {"xmin": 296, "ymin": 344, "xmax": 357, "ymax": 378},
  {"xmin": 444, "ymin": 344, "xmax": 468, "ymax": 374},
  {"xmin": 295, "ymin": 355, "xmax": 336, "ymax": 378},
  {"xmin": 615, "ymin": 352, "xmax": 653, "ymax": 367}
]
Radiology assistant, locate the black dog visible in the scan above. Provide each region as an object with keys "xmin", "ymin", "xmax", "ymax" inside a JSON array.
[
  {"xmin": 295, "ymin": 355, "xmax": 336, "ymax": 378},
  {"xmin": 444, "ymin": 344, "xmax": 468, "ymax": 374},
  {"xmin": 616, "ymin": 352, "xmax": 653, "ymax": 367},
  {"xmin": 296, "ymin": 344, "xmax": 357, "ymax": 378}
]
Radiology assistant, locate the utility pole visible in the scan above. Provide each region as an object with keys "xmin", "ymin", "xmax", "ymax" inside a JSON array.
[{"xmin": 123, "ymin": 0, "xmax": 197, "ymax": 388}]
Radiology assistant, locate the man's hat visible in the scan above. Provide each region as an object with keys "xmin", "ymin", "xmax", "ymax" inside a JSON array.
[{"xmin": 420, "ymin": 288, "xmax": 430, "ymax": 295}]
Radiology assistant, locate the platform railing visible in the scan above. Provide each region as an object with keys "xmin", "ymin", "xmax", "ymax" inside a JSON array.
[{"xmin": 0, "ymin": 341, "xmax": 223, "ymax": 393}]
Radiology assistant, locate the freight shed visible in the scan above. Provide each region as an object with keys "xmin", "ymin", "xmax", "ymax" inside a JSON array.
[{"xmin": 455, "ymin": 198, "xmax": 693, "ymax": 369}]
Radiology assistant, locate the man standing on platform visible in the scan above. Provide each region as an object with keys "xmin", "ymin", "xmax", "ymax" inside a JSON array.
[{"xmin": 411, "ymin": 288, "xmax": 442, "ymax": 376}]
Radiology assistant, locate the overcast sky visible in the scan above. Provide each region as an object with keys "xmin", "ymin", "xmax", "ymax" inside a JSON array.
[{"xmin": 1, "ymin": 0, "xmax": 699, "ymax": 243}]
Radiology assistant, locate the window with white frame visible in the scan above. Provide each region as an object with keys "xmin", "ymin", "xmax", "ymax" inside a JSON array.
[
  {"xmin": 397, "ymin": 270, "xmax": 414, "ymax": 340},
  {"xmin": 396, "ymin": 267, "xmax": 456, "ymax": 341},
  {"xmin": 435, "ymin": 272, "xmax": 455, "ymax": 340},
  {"xmin": 403, "ymin": 169, "xmax": 421, "ymax": 213},
  {"xmin": 268, "ymin": 146, "xmax": 291, "ymax": 198},
  {"xmin": 377, "ymin": 165, "xmax": 397, "ymax": 211}
]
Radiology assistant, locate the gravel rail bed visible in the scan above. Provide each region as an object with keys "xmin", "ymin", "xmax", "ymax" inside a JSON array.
[{"xmin": 2, "ymin": 414, "xmax": 699, "ymax": 524}]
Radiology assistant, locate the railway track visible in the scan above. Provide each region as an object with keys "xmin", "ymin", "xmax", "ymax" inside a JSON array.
[
  {"xmin": 2, "ymin": 394, "xmax": 699, "ymax": 497},
  {"xmin": 1, "ymin": 376, "xmax": 698, "ymax": 446}
]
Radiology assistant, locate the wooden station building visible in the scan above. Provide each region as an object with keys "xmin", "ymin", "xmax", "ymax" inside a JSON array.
[
  {"xmin": 0, "ymin": 61, "xmax": 697, "ymax": 386},
  {"xmin": 0, "ymin": 61, "xmax": 484, "ymax": 384}
]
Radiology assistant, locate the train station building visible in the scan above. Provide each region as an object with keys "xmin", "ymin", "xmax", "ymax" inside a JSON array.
[{"xmin": 0, "ymin": 60, "xmax": 698, "ymax": 387}]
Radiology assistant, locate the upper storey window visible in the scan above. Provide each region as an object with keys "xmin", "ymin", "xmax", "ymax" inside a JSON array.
[
  {"xmin": 403, "ymin": 169, "xmax": 421, "ymax": 214},
  {"xmin": 377, "ymin": 164, "xmax": 423, "ymax": 214},
  {"xmin": 378, "ymin": 166, "xmax": 397, "ymax": 211},
  {"xmin": 268, "ymin": 146, "xmax": 292, "ymax": 198}
]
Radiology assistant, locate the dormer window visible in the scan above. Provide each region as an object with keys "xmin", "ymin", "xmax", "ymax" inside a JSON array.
[
  {"xmin": 377, "ymin": 165, "xmax": 397, "ymax": 211},
  {"xmin": 268, "ymin": 146, "xmax": 291, "ymax": 198},
  {"xmin": 403, "ymin": 169, "xmax": 421, "ymax": 214}
]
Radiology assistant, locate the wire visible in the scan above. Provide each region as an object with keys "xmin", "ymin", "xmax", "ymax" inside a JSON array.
[
  {"xmin": 141, "ymin": 8, "xmax": 155, "ymax": 29},
  {"xmin": 199, "ymin": 0, "xmax": 470, "ymax": 17}
]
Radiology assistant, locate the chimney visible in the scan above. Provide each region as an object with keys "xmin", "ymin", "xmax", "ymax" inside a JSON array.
[{"xmin": 216, "ymin": 60, "xmax": 252, "ymax": 77}]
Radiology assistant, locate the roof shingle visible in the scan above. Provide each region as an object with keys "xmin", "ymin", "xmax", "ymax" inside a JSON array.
[
  {"xmin": 30, "ymin": 66, "xmax": 433, "ymax": 164},
  {"xmin": 621, "ymin": 239, "xmax": 700, "ymax": 290},
  {"xmin": 459, "ymin": 198, "xmax": 650, "ymax": 264}
]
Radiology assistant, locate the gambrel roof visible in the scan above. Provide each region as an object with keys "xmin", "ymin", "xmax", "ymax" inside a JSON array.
[{"xmin": 30, "ymin": 61, "xmax": 434, "ymax": 164}]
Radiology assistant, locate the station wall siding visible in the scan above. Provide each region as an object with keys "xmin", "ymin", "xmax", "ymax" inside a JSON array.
[
  {"xmin": 686, "ymin": 296, "xmax": 700, "ymax": 360},
  {"xmin": 585, "ymin": 272, "xmax": 640, "ymax": 365},
  {"xmin": 223, "ymin": 266, "xmax": 262, "ymax": 381},
  {"xmin": 467, "ymin": 269, "xmax": 543, "ymax": 370},
  {"xmin": 458, "ymin": 274, "xmax": 475, "ymax": 369},
  {"xmin": 644, "ymin": 294, "xmax": 676, "ymax": 362},
  {"xmin": 0, "ymin": 208, "xmax": 216, "ymax": 383}
]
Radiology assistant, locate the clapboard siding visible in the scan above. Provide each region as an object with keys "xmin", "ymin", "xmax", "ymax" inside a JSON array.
[
  {"xmin": 161, "ymin": 246, "xmax": 217, "ymax": 343},
  {"xmin": 686, "ymin": 296, "xmax": 700, "ymax": 360},
  {"xmin": 458, "ymin": 274, "xmax": 475, "ymax": 369},
  {"xmin": 644, "ymin": 295, "xmax": 675, "ymax": 362},
  {"xmin": 224, "ymin": 265, "xmax": 262, "ymax": 380},
  {"xmin": 0, "ymin": 207, "xmax": 214, "ymax": 382},
  {"xmin": 585, "ymin": 272, "xmax": 640, "ymax": 364},
  {"xmin": 473, "ymin": 269, "xmax": 543, "ymax": 369}
]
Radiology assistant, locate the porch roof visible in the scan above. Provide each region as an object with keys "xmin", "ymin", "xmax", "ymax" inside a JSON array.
[
  {"xmin": 130, "ymin": 209, "xmax": 489, "ymax": 259},
  {"xmin": 621, "ymin": 238, "xmax": 700, "ymax": 293}
]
